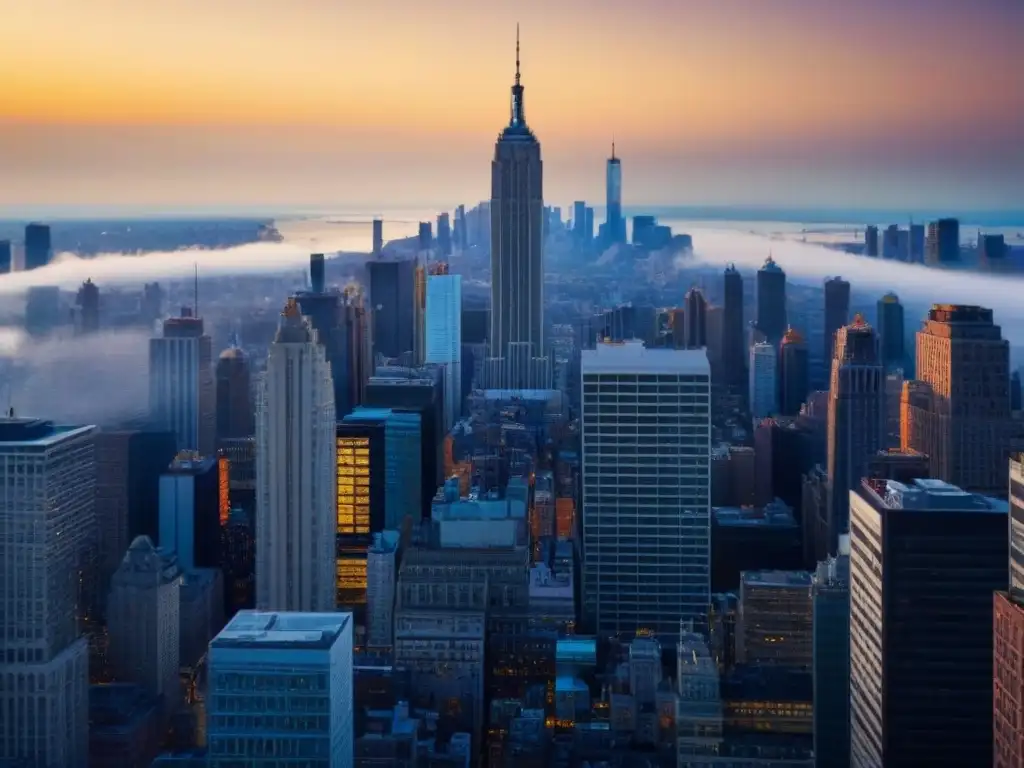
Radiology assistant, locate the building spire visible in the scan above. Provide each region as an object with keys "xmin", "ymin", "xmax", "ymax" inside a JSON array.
[
  {"xmin": 510, "ymin": 25, "xmax": 525, "ymax": 126},
  {"xmin": 515, "ymin": 23, "xmax": 520, "ymax": 86},
  {"xmin": 611, "ymin": 137, "xmax": 616, "ymax": 160}
]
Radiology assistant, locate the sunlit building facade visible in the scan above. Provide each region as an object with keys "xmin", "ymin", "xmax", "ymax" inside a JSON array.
[{"xmin": 425, "ymin": 272, "xmax": 463, "ymax": 430}]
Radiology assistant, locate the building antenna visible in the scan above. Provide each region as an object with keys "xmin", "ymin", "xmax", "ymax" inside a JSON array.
[
  {"xmin": 515, "ymin": 23, "xmax": 520, "ymax": 85},
  {"xmin": 194, "ymin": 263, "xmax": 199, "ymax": 317}
]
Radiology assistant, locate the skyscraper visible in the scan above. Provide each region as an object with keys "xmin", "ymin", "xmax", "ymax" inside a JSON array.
[
  {"xmin": 722, "ymin": 265, "xmax": 746, "ymax": 390},
  {"xmin": 296, "ymin": 254, "xmax": 352, "ymax": 416},
  {"xmin": 749, "ymin": 341, "xmax": 778, "ymax": 419},
  {"xmin": 490, "ymin": 28, "xmax": 544, "ymax": 387},
  {"xmin": 876, "ymin": 293, "xmax": 904, "ymax": 370},
  {"xmin": 256, "ymin": 300, "xmax": 337, "ymax": 613},
  {"xmin": 849, "ymin": 477, "xmax": 1007, "ymax": 767},
  {"xmin": 994, "ymin": 455, "xmax": 1024, "ymax": 768},
  {"xmin": 436, "ymin": 212, "xmax": 452, "ymax": 256},
  {"xmin": 0, "ymin": 418, "xmax": 96, "ymax": 768},
  {"xmin": 812, "ymin": 536, "xmax": 850, "ymax": 768},
  {"xmin": 779, "ymin": 327, "xmax": 809, "ymax": 416},
  {"xmin": 372, "ymin": 219, "xmax": 384, "ymax": 256},
  {"xmin": 367, "ymin": 259, "xmax": 416, "ymax": 360},
  {"xmin": 215, "ymin": 343, "xmax": 254, "ymax": 445},
  {"xmin": 76, "ymin": 278, "xmax": 100, "ymax": 334},
  {"xmin": 425, "ymin": 271, "xmax": 463, "ymax": 430},
  {"xmin": 683, "ymin": 287, "xmax": 707, "ymax": 348},
  {"xmin": 24, "ymin": 222, "xmax": 52, "ymax": 271},
  {"xmin": 755, "ymin": 255, "xmax": 787, "ymax": 346},
  {"xmin": 605, "ymin": 141, "xmax": 624, "ymax": 244},
  {"xmin": 823, "ymin": 276, "xmax": 850, "ymax": 364},
  {"xmin": 581, "ymin": 341, "xmax": 710, "ymax": 641},
  {"xmin": 824, "ymin": 316, "xmax": 885, "ymax": 559},
  {"xmin": 864, "ymin": 225, "xmax": 879, "ymax": 257},
  {"xmin": 925, "ymin": 217, "xmax": 960, "ymax": 265},
  {"xmin": 149, "ymin": 308, "xmax": 216, "ymax": 456},
  {"xmin": 159, "ymin": 453, "xmax": 222, "ymax": 572},
  {"xmin": 0, "ymin": 239, "xmax": 11, "ymax": 272}
]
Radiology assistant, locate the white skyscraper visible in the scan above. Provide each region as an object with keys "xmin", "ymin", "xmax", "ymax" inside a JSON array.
[
  {"xmin": 580, "ymin": 341, "xmax": 711, "ymax": 641},
  {"xmin": 425, "ymin": 272, "xmax": 463, "ymax": 430},
  {"xmin": 0, "ymin": 418, "xmax": 95, "ymax": 768},
  {"xmin": 149, "ymin": 310, "xmax": 215, "ymax": 455},
  {"xmin": 106, "ymin": 536, "xmax": 181, "ymax": 703},
  {"xmin": 256, "ymin": 300, "xmax": 337, "ymax": 613},
  {"xmin": 749, "ymin": 341, "xmax": 778, "ymax": 419},
  {"xmin": 207, "ymin": 611, "xmax": 354, "ymax": 768}
]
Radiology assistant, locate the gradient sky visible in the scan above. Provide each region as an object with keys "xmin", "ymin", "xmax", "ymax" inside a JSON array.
[{"xmin": 2, "ymin": 0, "xmax": 1022, "ymax": 211}]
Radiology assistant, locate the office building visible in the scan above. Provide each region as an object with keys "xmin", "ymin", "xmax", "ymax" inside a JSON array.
[
  {"xmin": 779, "ymin": 327, "xmax": 809, "ymax": 416},
  {"xmin": 905, "ymin": 304, "xmax": 1010, "ymax": 494},
  {"xmin": 158, "ymin": 453, "xmax": 222, "ymax": 572},
  {"xmin": 581, "ymin": 341, "xmax": 711, "ymax": 640},
  {"xmin": 24, "ymin": 222, "xmax": 52, "ymax": 271},
  {"xmin": 849, "ymin": 478, "xmax": 1007, "ymax": 767},
  {"xmin": 0, "ymin": 418, "xmax": 96, "ymax": 768},
  {"xmin": 0, "ymin": 239, "xmax": 11, "ymax": 272},
  {"xmin": 207, "ymin": 611, "xmax": 354, "ymax": 768},
  {"xmin": 756, "ymin": 255, "xmax": 787, "ymax": 346},
  {"xmin": 683, "ymin": 286, "xmax": 707, "ymax": 348},
  {"xmin": 722, "ymin": 264, "xmax": 746, "ymax": 390},
  {"xmin": 490, "ymin": 30, "xmax": 544, "ymax": 386},
  {"xmin": 926, "ymin": 217, "xmax": 960, "ymax": 265},
  {"xmin": 367, "ymin": 258, "xmax": 416, "ymax": 360},
  {"xmin": 572, "ymin": 200, "xmax": 586, "ymax": 243},
  {"xmin": 417, "ymin": 221, "xmax": 432, "ymax": 251},
  {"xmin": 106, "ymin": 536, "xmax": 181, "ymax": 703},
  {"xmin": 994, "ymin": 455, "xmax": 1024, "ymax": 768},
  {"xmin": 256, "ymin": 300, "xmax": 337, "ymax": 613},
  {"xmin": 737, "ymin": 570, "xmax": 813, "ymax": 668},
  {"xmin": 215, "ymin": 343, "xmax": 253, "ymax": 445},
  {"xmin": 25, "ymin": 285, "xmax": 61, "ymax": 336},
  {"xmin": 149, "ymin": 309, "xmax": 216, "ymax": 456},
  {"xmin": 425, "ymin": 272, "xmax": 463, "ymax": 430},
  {"xmin": 864, "ymin": 226, "xmax": 879, "ymax": 257},
  {"xmin": 372, "ymin": 218, "xmax": 384, "ymax": 256},
  {"xmin": 980, "ymin": 232, "xmax": 1007, "ymax": 269},
  {"xmin": 824, "ymin": 316, "xmax": 885, "ymax": 558},
  {"xmin": 812, "ymin": 536, "xmax": 850, "ymax": 768},
  {"xmin": 366, "ymin": 530, "xmax": 400, "ymax": 649},
  {"xmin": 76, "ymin": 278, "xmax": 100, "ymax": 334},
  {"xmin": 876, "ymin": 293, "xmax": 904, "ymax": 370},
  {"xmin": 606, "ymin": 141, "xmax": 624, "ymax": 244},
  {"xmin": 749, "ymin": 341, "xmax": 778, "ymax": 419},
  {"xmin": 583, "ymin": 205, "xmax": 594, "ymax": 243},
  {"xmin": 823, "ymin": 277, "xmax": 850, "ymax": 364},
  {"xmin": 342, "ymin": 408, "xmax": 420, "ymax": 530},
  {"xmin": 437, "ymin": 212, "xmax": 452, "ymax": 256}
]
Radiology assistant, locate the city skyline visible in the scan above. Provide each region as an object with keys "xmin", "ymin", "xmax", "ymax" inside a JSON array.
[{"xmin": 2, "ymin": 0, "xmax": 1022, "ymax": 210}]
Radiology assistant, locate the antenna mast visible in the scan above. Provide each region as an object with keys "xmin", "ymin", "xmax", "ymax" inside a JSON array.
[{"xmin": 194, "ymin": 263, "xmax": 199, "ymax": 317}]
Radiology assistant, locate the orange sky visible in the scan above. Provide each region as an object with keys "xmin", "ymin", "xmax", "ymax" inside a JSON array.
[{"xmin": 2, "ymin": 0, "xmax": 1022, "ymax": 210}]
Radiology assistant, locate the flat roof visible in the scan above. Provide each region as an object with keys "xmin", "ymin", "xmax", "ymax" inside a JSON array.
[
  {"xmin": 861, "ymin": 477, "xmax": 1008, "ymax": 513},
  {"xmin": 211, "ymin": 610, "xmax": 351, "ymax": 651},
  {"xmin": 581, "ymin": 340, "xmax": 709, "ymax": 375},
  {"xmin": 741, "ymin": 570, "xmax": 813, "ymax": 588},
  {"xmin": 0, "ymin": 420, "xmax": 94, "ymax": 448}
]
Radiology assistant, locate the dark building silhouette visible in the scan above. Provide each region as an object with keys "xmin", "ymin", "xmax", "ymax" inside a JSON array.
[
  {"xmin": 754, "ymin": 417, "xmax": 812, "ymax": 513},
  {"xmin": 25, "ymin": 285, "xmax": 60, "ymax": 336},
  {"xmin": 310, "ymin": 252, "xmax": 326, "ymax": 293},
  {"xmin": 436, "ymin": 212, "xmax": 452, "ymax": 256},
  {"xmin": 417, "ymin": 222, "xmax": 432, "ymax": 251},
  {"xmin": 1013, "ymin": 371, "xmax": 1022, "ymax": 411},
  {"xmin": 216, "ymin": 345, "xmax": 254, "ymax": 445},
  {"xmin": 864, "ymin": 226, "xmax": 879, "ymax": 257},
  {"xmin": 605, "ymin": 142, "xmax": 624, "ymax": 245},
  {"xmin": 367, "ymin": 259, "xmax": 416, "ymax": 359},
  {"xmin": 779, "ymin": 327, "xmax": 809, "ymax": 417},
  {"xmin": 683, "ymin": 287, "xmax": 707, "ymax": 349},
  {"xmin": 979, "ymin": 233, "xmax": 1007, "ymax": 270},
  {"xmin": 141, "ymin": 282, "xmax": 163, "ymax": 326},
  {"xmin": 372, "ymin": 219, "xmax": 383, "ymax": 256},
  {"xmin": 926, "ymin": 217, "xmax": 960, "ymax": 265},
  {"xmin": 756, "ymin": 255, "xmax": 787, "ymax": 346},
  {"xmin": 0, "ymin": 239, "xmax": 11, "ymax": 273},
  {"xmin": 461, "ymin": 307, "xmax": 489, "ymax": 345},
  {"xmin": 24, "ymin": 222, "xmax": 52, "ymax": 271},
  {"xmin": 159, "ymin": 453, "xmax": 223, "ymax": 572},
  {"xmin": 823, "ymin": 316, "xmax": 885, "ymax": 560},
  {"xmin": 722, "ymin": 265, "xmax": 746, "ymax": 390},
  {"xmin": 849, "ymin": 477, "xmax": 1007, "ymax": 767},
  {"xmin": 76, "ymin": 278, "xmax": 100, "ymax": 335},
  {"xmin": 221, "ymin": 507, "xmax": 255, "ymax": 616},
  {"xmin": 823, "ymin": 277, "xmax": 850, "ymax": 364},
  {"xmin": 489, "ymin": 28, "xmax": 544, "ymax": 386},
  {"xmin": 876, "ymin": 293, "xmax": 904, "ymax": 370}
]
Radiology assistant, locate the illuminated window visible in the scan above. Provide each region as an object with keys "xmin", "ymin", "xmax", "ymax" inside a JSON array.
[{"xmin": 337, "ymin": 436, "xmax": 372, "ymax": 535}]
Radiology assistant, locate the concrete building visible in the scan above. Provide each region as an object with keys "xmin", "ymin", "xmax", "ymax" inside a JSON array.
[
  {"xmin": 366, "ymin": 530, "xmax": 400, "ymax": 649},
  {"xmin": 749, "ymin": 341, "xmax": 778, "ymax": 419},
  {"xmin": 737, "ymin": 570, "xmax": 813, "ymax": 668},
  {"xmin": 207, "ymin": 611, "xmax": 354, "ymax": 767},
  {"xmin": 425, "ymin": 272, "xmax": 463, "ymax": 431},
  {"xmin": 149, "ymin": 309, "xmax": 215, "ymax": 456},
  {"xmin": 256, "ymin": 300, "xmax": 337, "ymax": 613},
  {"xmin": 215, "ymin": 344, "xmax": 253, "ymax": 445},
  {"xmin": 106, "ymin": 537, "xmax": 181, "ymax": 704},
  {"xmin": 994, "ymin": 455, "xmax": 1024, "ymax": 768},
  {"xmin": 581, "ymin": 341, "xmax": 711, "ymax": 641},
  {"xmin": 849, "ymin": 478, "xmax": 1007, "ymax": 767},
  {"xmin": 812, "ymin": 536, "xmax": 850, "ymax": 768},
  {"xmin": 158, "ymin": 453, "xmax": 222, "ymax": 572},
  {"xmin": 0, "ymin": 418, "xmax": 96, "ymax": 768}
]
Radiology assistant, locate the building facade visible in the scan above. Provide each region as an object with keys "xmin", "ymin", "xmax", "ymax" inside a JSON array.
[
  {"xmin": 425, "ymin": 272, "xmax": 463, "ymax": 431},
  {"xmin": 755, "ymin": 256, "xmax": 787, "ymax": 346},
  {"xmin": 149, "ymin": 311, "xmax": 215, "ymax": 456},
  {"xmin": 749, "ymin": 341, "xmax": 778, "ymax": 419}
]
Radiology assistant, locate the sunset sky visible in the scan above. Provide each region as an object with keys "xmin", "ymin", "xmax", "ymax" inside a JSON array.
[{"xmin": 2, "ymin": 0, "xmax": 1022, "ymax": 212}]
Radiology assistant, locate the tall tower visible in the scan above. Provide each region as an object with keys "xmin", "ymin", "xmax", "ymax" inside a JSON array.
[
  {"xmin": 606, "ymin": 141, "xmax": 624, "ymax": 244},
  {"xmin": 824, "ymin": 316, "xmax": 885, "ymax": 559},
  {"xmin": 490, "ymin": 26, "xmax": 544, "ymax": 386},
  {"xmin": 683, "ymin": 287, "xmax": 707, "ymax": 349},
  {"xmin": 425, "ymin": 271, "xmax": 463, "ymax": 430},
  {"xmin": 823, "ymin": 276, "xmax": 850, "ymax": 365},
  {"xmin": 256, "ymin": 300, "xmax": 337, "ymax": 613},
  {"xmin": 76, "ymin": 278, "xmax": 100, "ymax": 334},
  {"xmin": 722, "ymin": 265, "xmax": 746, "ymax": 390},
  {"xmin": 755, "ymin": 255, "xmax": 787, "ymax": 346},
  {"xmin": 876, "ymin": 293, "xmax": 905, "ymax": 371},
  {"xmin": 216, "ymin": 342, "xmax": 254, "ymax": 445},
  {"xmin": 24, "ymin": 222, "xmax": 52, "ymax": 271},
  {"xmin": 149, "ymin": 308, "xmax": 216, "ymax": 456},
  {"xmin": 779, "ymin": 326, "xmax": 809, "ymax": 416}
]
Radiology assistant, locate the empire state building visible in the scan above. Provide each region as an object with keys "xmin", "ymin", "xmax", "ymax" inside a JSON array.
[{"xmin": 487, "ymin": 28, "xmax": 548, "ymax": 389}]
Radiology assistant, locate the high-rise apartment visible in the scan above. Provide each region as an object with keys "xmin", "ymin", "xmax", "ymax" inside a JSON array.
[
  {"xmin": 580, "ymin": 341, "xmax": 710, "ymax": 641},
  {"xmin": 215, "ymin": 343, "xmax": 253, "ymax": 445},
  {"xmin": 24, "ymin": 222, "xmax": 52, "ymax": 271},
  {"xmin": 824, "ymin": 316, "xmax": 885, "ymax": 559},
  {"xmin": 722, "ymin": 264, "xmax": 746, "ymax": 390},
  {"xmin": 106, "ymin": 536, "xmax": 181, "ymax": 703},
  {"xmin": 755, "ymin": 255, "xmax": 787, "ymax": 346},
  {"xmin": 256, "ymin": 300, "xmax": 337, "ymax": 613},
  {"xmin": 849, "ymin": 478, "xmax": 1007, "ymax": 767},
  {"xmin": 0, "ymin": 418, "xmax": 96, "ymax": 768},
  {"xmin": 994, "ymin": 455, "xmax": 1024, "ymax": 768},
  {"xmin": 149, "ymin": 309, "xmax": 215, "ymax": 456},
  {"xmin": 683, "ymin": 286, "xmax": 707, "ymax": 348},
  {"xmin": 864, "ymin": 225, "xmax": 879, "ymax": 257},
  {"xmin": 823, "ymin": 276, "xmax": 850, "ymax": 364},
  {"xmin": 905, "ymin": 304, "xmax": 1010, "ymax": 494},
  {"xmin": 749, "ymin": 341, "xmax": 778, "ymax": 419},
  {"xmin": 490, "ymin": 30, "xmax": 544, "ymax": 386},
  {"xmin": 425, "ymin": 272, "xmax": 463, "ymax": 430},
  {"xmin": 876, "ymin": 293, "xmax": 904, "ymax": 370},
  {"xmin": 207, "ymin": 611, "xmax": 353, "ymax": 768}
]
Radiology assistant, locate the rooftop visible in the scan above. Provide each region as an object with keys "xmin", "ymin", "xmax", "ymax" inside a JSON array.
[
  {"xmin": 861, "ymin": 477, "xmax": 1008, "ymax": 513},
  {"xmin": 0, "ymin": 419, "xmax": 94, "ymax": 447},
  {"xmin": 212, "ymin": 610, "xmax": 352, "ymax": 651},
  {"xmin": 581, "ymin": 340, "xmax": 709, "ymax": 375},
  {"xmin": 741, "ymin": 570, "xmax": 813, "ymax": 588}
]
